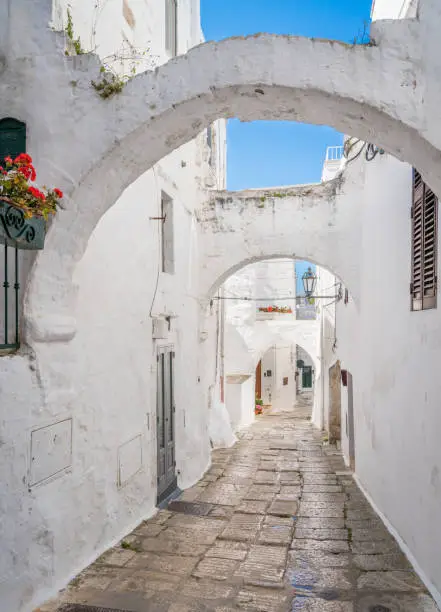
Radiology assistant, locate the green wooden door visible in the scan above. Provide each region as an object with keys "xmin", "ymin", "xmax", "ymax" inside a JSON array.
[{"xmin": 302, "ymin": 366, "xmax": 313, "ymax": 388}]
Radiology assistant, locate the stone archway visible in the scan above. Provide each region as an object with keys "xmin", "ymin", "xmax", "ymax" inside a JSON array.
[
  {"xmin": 21, "ymin": 18, "xmax": 441, "ymax": 342},
  {"xmin": 199, "ymin": 180, "xmax": 359, "ymax": 302}
]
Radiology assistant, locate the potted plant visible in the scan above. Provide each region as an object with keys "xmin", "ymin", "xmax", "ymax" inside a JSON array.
[
  {"xmin": 0, "ymin": 154, "xmax": 63, "ymax": 249},
  {"xmin": 255, "ymin": 397, "xmax": 263, "ymax": 415}
]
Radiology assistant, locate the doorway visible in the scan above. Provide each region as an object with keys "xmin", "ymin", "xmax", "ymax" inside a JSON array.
[
  {"xmin": 255, "ymin": 360, "xmax": 262, "ymax": 399},
  {"xmin": 328, "ymin": 361, "xmax": 341, "ymax": 444},
  {"xmin": 157, "ymin": 346, "xmax": 177, "ymax": 504},
  {"xmin": 302, "ymin": 366, "xmax": 313, "ymax": 389}
]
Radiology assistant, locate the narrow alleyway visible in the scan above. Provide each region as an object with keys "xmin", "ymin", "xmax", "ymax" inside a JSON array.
[{"xmin": 40, "ymin": 397, "xmax": 438, "ymax": 612}]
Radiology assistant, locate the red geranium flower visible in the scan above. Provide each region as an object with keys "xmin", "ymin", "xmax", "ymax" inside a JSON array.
[
  {"xmin": 14, "ymin": 153, "xmax": 33, "ymax": 165},
  {"xmin": 18, "ymin": 165, "xmax": 32, "ymax": 180},
  {"xmin": 28, "ymin": 186, "xmax": 46, "ymax": 201},
  {"xmin": 4, "ymin": 156, "xmax": 13, "ymax": 165},
  {"xmin": 53, "ymin": 188, "xmax": 63, "ymax": 199}
]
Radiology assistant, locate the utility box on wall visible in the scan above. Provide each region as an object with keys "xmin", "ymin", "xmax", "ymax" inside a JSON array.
[{"xmin": 152, "ymin": 317, "xmax": 168, "ymax": 339}]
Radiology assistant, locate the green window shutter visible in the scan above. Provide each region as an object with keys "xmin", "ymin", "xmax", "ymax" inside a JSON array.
[{"xmin": 0, "ymin": 118, "xmax": 27, "ymax": 162}]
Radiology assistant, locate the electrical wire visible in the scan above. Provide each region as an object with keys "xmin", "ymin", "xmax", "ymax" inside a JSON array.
[{"xmin": 211, "ymin": 295, "xmax": 339, "ymax": 302}]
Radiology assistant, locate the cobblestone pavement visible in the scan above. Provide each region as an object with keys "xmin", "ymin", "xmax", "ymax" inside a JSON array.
[{"xmin": 39, "ymin": 398, "xmax": 439, "ymax": 612}]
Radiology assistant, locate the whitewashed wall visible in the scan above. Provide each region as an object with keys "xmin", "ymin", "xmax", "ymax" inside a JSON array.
[
  {"xmin": 333, "ymin": 148, "xmax": 441, "ymax": 605},
  {"xmin": 371, "ymin": 0, "xmax": 418, "ymax": 20},
  {"xmin": 0, "ymin": 2, "xmax": 224, "ymax": 611},
  {"xmin": 261, "ymin": 344, "xmax": 297, "ymax": 411}
]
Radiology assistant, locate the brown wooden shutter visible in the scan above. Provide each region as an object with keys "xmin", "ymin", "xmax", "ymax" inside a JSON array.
[{"xmin": 411, "ymin": 169, "xmax": 438, "ymax": 310}]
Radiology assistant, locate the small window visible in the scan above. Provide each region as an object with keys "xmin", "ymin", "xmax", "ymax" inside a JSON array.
[
  {"xmin": 165, "ymin": 0, "xmax": 177, "ymax": 57},
  {"xmin": 161, "ymin": 192, "xmax": 174, "ymax": 274},
  {"xmin": 411, "ymin": 169, "xmax": 438, "ymax": 311}
]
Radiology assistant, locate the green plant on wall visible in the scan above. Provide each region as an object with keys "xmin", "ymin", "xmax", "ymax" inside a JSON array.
[
  {"xmin": 65, "ymin": 8, "xmax": 85, "ymax": 55},
  {"xmin": 92, "ymin": 66, "xmax": 127, "ymax": 99}
]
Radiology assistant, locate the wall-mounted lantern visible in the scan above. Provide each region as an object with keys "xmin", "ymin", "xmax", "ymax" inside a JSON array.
[{"xmin": 302, "ymin": 267, "xmax": 317, "ymax": 298}]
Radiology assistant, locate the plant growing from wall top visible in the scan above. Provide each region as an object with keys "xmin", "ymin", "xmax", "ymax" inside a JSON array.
[
  {"xmin": 0, "ymin": 154, "xmax": 63, "ymax": 218},
  {"xmin": 92, "ymin": 43, "xmax": 155, "ymax": 99},
  {"xmin": 65, "ymin": 8, "xmax": 85, "ymax": 56}
]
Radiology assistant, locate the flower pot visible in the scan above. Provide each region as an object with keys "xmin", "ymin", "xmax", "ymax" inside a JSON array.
[{"xmin": 0, "ymin": 197, "xmax": 46, "ymax": 249}]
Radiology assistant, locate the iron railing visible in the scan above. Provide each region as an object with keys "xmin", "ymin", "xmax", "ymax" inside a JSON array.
[{"xmin": 1, "ymin": 244, "xmax": 20, "ymax": 351}]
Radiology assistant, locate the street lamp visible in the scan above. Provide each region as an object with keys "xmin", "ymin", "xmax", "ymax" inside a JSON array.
[{"xmin": 302, "ymin": 267, "xmax": 317, "ymax": 298}]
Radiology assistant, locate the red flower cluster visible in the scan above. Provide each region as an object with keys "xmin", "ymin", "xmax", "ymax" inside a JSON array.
[
  {"xmin": 10, "ymin": 153, "xmax": 37, "ymax": 181},
  {"xmin": 0, "ymin": 152, "xmax": 63, "ymax": 218},
  {"xmin": 28, "ymin": 186, "xmax": 46, "ymax": 202},
  {"xmin": 258, "ymin": 306, "xmax": 293, "ymax": 314},
  {"xmin": 17, "ymin": 165, "xmax": 36, "ymax": 180},
  {"xmin": 14, "ymin": 153, "xmax": 33, "ymax": 165}
]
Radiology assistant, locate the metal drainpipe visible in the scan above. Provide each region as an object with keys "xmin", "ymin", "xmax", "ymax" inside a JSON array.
[
  {"xmin": 219, "ymin": 285, "xmax": 225, "ymax": 403},
  {"xmin": 273, "ymin": 344, "xmax": 277, "ymax": 406}
]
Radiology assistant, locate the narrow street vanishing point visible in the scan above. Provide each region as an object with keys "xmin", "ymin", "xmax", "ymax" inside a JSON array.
[{"xmin": 40, "ymin": 397, "xmax": 437, "ymax": 612}]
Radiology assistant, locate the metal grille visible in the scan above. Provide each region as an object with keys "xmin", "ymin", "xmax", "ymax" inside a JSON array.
[
  {"xmin": 411, "ymin": 169, "xmax": 438, "ymax": 311},
  {"xmin": 1, "ymin": 244, "xmax": 20, "ymax": 351},
  {"xmin": 168, "ymin": 500, "xmax": 214, "ymax": 515}
]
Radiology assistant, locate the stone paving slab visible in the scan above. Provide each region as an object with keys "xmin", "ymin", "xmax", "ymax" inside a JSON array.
[
  {"xmin": 268, "ymin": 499, "xmax": 298, "ymax": 517},
  {"xmin": 205, "ymin": 540, "xmax": 250, "ymax": 561},
  {"xmin": 39, "ymin": 403, "xmax": 439, "ymax": 612},
  {"xmin": 192, "ymin": 556, "xmax": 240, "ymax": 581}
]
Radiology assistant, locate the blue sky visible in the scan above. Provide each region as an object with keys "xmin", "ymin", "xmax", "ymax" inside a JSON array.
[{"xmin": 201, "ymin": 0, "xmax": 373, "ymax": 189}]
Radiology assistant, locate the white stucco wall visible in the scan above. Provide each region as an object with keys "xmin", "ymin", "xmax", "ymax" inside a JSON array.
[
  {"xmin": 334, "ymin": 149, "xmax": 441, "ymax": 605},
  {"xmin": 261, "ymin": 344, "xmax": 297, "ymax": 411},
  {"xmin": 0, "ymin": 2, "xmax": 225, "ymax": 610},
  {"xmin": 372, "ymin": 0, "xmax": 418, "ymax": 20}
]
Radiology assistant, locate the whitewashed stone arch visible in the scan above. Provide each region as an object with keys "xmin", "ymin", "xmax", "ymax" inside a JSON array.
[
  {"xmin": 21, "ymin": 18, "xmax": 441, "ymax": 340},
  {"xmin": 199, "ymin": 178, "xmax": 359, "ymax": 302}
]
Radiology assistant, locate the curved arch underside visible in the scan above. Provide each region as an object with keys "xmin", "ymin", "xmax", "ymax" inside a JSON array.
[{"xmin": 24, "ymin": 26, "xmax": 439, "ymax": 339}]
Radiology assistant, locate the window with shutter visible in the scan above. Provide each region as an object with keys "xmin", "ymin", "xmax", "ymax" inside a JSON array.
[
  {"xmin": 165, "ymin": 0, "xmax": 177, "ymax": 57},
  {"xmin": 161, "ymin": 191, "xmax": 174, "ymax": 274},
  {"xmin": 411, "ymin": 169, "xmax": 438, "ymax": 311}
]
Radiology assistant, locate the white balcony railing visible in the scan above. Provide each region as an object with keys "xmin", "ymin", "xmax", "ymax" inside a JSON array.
[
  {"xmin": 322, "ymin": 145, "xmax": 345, "ymax": 181},
  {"xmin": 325, "ymin": 145, "xmax": 344, "ymax": 161}
]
